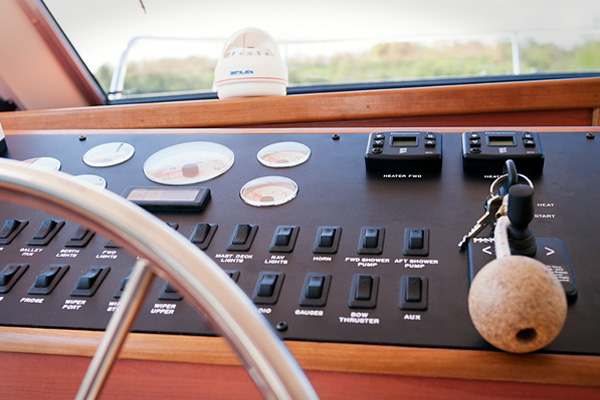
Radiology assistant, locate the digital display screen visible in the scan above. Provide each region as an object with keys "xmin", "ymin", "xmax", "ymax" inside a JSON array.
[
  {"xmin": 488, "ymin": 135, "xmax": 515, "ymax": 146},
  {"xmin": 126, "ymin": 188, "xmax": 200, "ymax": 202},
  {"xmin": 391, "ymin": 136, "xmax": 418, "ymax": 146}
]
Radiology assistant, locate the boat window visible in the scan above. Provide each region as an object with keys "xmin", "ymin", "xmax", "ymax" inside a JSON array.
[{"xmin": 42, "ymin": 0, "xmax": 600, "ymax": 103}]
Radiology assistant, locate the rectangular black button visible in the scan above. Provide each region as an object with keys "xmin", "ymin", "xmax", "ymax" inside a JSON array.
[
  {"xmin": 158, "ymin": 281, "xmax": 183, "ymax": 301},
  {"xmin": 403, "ymin": 227, "xmax": 429, "ymax": 256},
  {"xmin": 33, "ymin": 220, "xmax": 57, "ymax": 240},
  {"xmin": 189, "ymin": 223, "xmax": 217, "ymax": 250},
  {"xmin": 34, "ymin": 266, "xmax": 61, "ymax": 288},
  {"xmin": 305, "ymin": 275, "xmax": 325, "ymax": 299},
  {"xmin": 275, "ymin": 226, "xmax": 292, "ymax": 246},
  {"xmin": 257, "ymin": 274, "xmax": 278, "ymax": 297},
  {"xmin": 252, "ymin": 271, "xmax": 284, "ymax": 305},
  {"xmin": 348, "ymin": 274, "xmax": 379, "ymax": 309},
  {"xmin": 76, "ymin": 268, "xmax": 102, "ymax": 290},
  {"xmin": 71, "ymin": 266, "xmax": 110, "ymax": 297},
  {"xmin": 0, "ymin": 263, "xmax": 28, "ymax": 294},
  {"xmin": 0, "ymin": 219, "xmax": 20, "ymax": 239},
  {"xmin": 363, "ymin": 228, "xmax": 379, "ymax": 249},
  {"xmin": 122, "ymin": 187, "xmax": 211, "ymax": 212},
  {"xmin": 299, "ymin": 273, "xmax": 332, "ymax": 307},
  {"xmin": 227, "ymin": 224, "xmax": 258, "ymax": 252},
  {"xmin": 0, "ymin": 219, "xmax": 28, "ymax": 245},
  {"xmin": 313, "ymin": 226, "xmax": 342, "ymax": 254},
  {"xmin": 191, "ymin": 223, "xmax": 210, "ymax": 243},
  {"xmin": 28, "ymin": 264, "xmax": 69, "ymax": 295},
  {"xmin": 399, "ymin": 276, "xmax": 428, "ymax": 311},
  {"xmin": 358, "ymin": 227, "xmax": 384, "ymax": 255},
  {"xmin": 405, "ymin": 277, "xmax": 422, "ymax": 302},
  {"xmin": 232, "ymin": 224, "xmax": 251, "ymax": 245},
  {"xmin": 408, "ymin": 229, "xmax": 424, "ymax": 249},
  {"xmin": 318, "ymin": 228, "xmax": 335, "ymax": 248},
  {"xmin": 65, "ymin": 226, "xmax": 95, "ymax": 248},
  {"xmin": 355, "ymin": 275, "xmax": 373, "ymax": 300},
  {"xmin": 269, "ymin": 225, "xmax": 299, "ymax": 253},
  {"xmin": 27, "ymin": 220, "xmax": 64, "ymax": 246}
]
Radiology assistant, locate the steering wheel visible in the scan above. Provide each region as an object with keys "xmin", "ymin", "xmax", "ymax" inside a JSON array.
[{"xmin": 0, "ymin": 158, "xmax": 318, "ymax": 400}]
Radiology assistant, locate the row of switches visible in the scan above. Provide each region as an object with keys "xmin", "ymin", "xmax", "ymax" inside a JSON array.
[{"xmin": 0, "ymin": 263, "xmax": 109, "ymax": 297}]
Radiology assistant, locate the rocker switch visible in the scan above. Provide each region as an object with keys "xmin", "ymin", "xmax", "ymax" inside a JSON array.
[
  {"xmin": 363, "ymin": 228, "xmax": 379, "ymax": 248},
  {"xmin": 232, "ymin": 224, "xmax": 251, "ymax": 245}
]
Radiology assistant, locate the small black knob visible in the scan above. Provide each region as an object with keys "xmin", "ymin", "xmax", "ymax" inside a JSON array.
[
  {"xmin": 507, "ymin": 184, "xmax": 535, "ymax": 229},
  {"xmin": 507, "ymin": 184, "xmax": 537, "ymax": 257}
]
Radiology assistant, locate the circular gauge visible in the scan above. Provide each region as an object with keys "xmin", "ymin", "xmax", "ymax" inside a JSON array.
[
  {"xmin": 144, "ymin": 142, "xmax": 234, "ymax": 185},
  {"xmin": 240, "ymin": 176, "xmax": 298, "ymax": 207},
  {"xmin": 74, "ymin": 174, "xmax": 107, "ymax": 189},
  {"xmin": 22, "ymin": 157, "xmax": 61, "ymax": 172},
  {"xmin": 83, "ymin": 142, "xmax": 135, "ymax": 167},
  {"xmin": 257, "ymin": 141, "xmax": 311, "ymax": 168}
]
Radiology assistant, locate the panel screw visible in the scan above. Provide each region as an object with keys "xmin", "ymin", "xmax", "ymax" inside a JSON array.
[
  {"xmin": 276, "ymin": 321, "xmax": 288, "ymax": 332},
  {"xmin": 332, "ymin": 134, "xmax": 340, "ymax": 141},
  {"xmin": 79, "ymin": 135, "xmax": 87, "ymax": 141},
  {"xmin": 586, "ymin": 132, "xmax": 595, "ymax": 140}
]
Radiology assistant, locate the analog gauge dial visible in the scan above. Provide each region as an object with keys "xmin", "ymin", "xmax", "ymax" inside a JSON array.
[
  {"xmin": 74, "ymin": 174, "xmax": 107, "ymax": 189},
  {"xmin": 22, "ymin": 157, "xmax": 61, "ymax": 172},
  {"xmin": 144, "ymin": 142, "xmax": 234, "ymax": 185},
  {"xmin": 240, "ymin": 176, "xmax": 298, "ymax": 207},
  {"xmin": 83, "ymin": 142, "xmax": 135, "ymax": 167},
  {"xmin": 257, "ymin": 141, "xmax": 311, "ymax": 168}
]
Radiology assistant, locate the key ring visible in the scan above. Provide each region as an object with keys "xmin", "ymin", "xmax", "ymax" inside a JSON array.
[{"xmin": 489, "ymin": 173, "xmax": 534, "ymax": 196}]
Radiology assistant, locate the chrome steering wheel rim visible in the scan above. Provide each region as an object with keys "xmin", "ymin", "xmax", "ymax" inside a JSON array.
[{"xmin": 0, "ymin": 158, "xmax": 317, "ymax": 400}]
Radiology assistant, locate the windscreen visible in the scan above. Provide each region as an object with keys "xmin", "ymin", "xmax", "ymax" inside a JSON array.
[{"xmin": 43, "ymin": 0, "xmax": 600, "ymax": 101}]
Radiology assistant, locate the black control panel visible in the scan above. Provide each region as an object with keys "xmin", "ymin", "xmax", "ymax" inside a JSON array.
[{"xmin": 0, "ymin": 130, "xmax": 598, "ymax": 356}]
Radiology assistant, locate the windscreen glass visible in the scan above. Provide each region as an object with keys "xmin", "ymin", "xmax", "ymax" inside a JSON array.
[{"xmin": 43, "ymin": 0, "xmax": 600, "ymax": 102}]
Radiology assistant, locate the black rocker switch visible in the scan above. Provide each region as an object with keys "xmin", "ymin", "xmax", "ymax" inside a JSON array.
[
  {"xmin": 313, "ymin": 226, "xmax": 342, "ymax": 254},
  {"xmin": 28, "ymin": 264, "xmax": 69, "ymax": 295},
  {"xmin": 71, "ymin": 266, "xmax": 110, "ymax": 297},
  {"xmin": 252, "ymin": 271, "xmax": 284, "ymax": 304},
  {"xmin": 233, "ymin": 224, "xmax": 251, "ymax": 245},
  {"xmin": 0, "ymin": 219, "xmax": 28, "ymax": 245},
  {"xmin": 190, "ymin": 223, "xmax": 217, "ymax": 250},
  {"xmin": 299, "ymin": 273, "xmax": 332, "ymax": 307},
  {"xmin": 403, "ymin": 227, "xmax": 429, "ymax": 256},
  {"xmin": 358, "ymin": 227, "xmax": 384, "ymax": 255},
  {"xmin": 27, "ymin": 220, "xmax": 64, "ymax": 246},
  {"xmin": 348, "ymin": 274, "xmax": 379, "ymax": 309},
  {"xmin": 65, "ymin": 225, "xmax": 95, "ymax": 248},
  {"xmin": 269, "ymin": 225, "xmax": 299, "ymax": 253},
  {"xmin": 399, "ymin": 276, "xmax": 429, "ymax": 311},
  {"xmin": 227, "ymin": 224, "xmax": 258, "ymax": 251},
  {"xmin": 0, "ymin": 263, "xmax": 28, "ymax": 293}
]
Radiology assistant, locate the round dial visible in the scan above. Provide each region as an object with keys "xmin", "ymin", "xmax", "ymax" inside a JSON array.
[
  {"xmin": 143, "ymin": 142, "xmax": 235, "ymax": 185},
  {"xmin": 22, "ymin": 157, "xmax": 61, "ymax": 172},
  {"xmin": 83, "ymin": 142, "xmax": 135, "ymax": 167},
  {"xmin": 74, "ymin": 174, "xmax": 107, "ymax": 189},
  {"xmin": 240, "ymin": 176, "xmax": 298, "ymax": 207},
  {"xmin": 257, "ymin": 142, "xmax": 311, "ymax": 168}
]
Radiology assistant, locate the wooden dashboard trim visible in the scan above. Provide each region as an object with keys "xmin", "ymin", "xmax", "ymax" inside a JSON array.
[
  {"xmin": 0, "ymin": 326, "xmax": 599, "ymax": 388},
  {"xmin": 1, "ymin": 78, "xmax": 599, "ymax": 130}
]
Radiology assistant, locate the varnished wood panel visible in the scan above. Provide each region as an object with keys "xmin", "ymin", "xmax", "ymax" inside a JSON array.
[
  {"xmin": 248, "ymin": 109, "xmax": 594, "ymax": 128},
  {"xmin": 1, "ymin": 78, "xmax": 599, "ymax": 130},
  {"xmin": 1, "ymin": 352, "xmax": 599, "ymax": 400}
]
